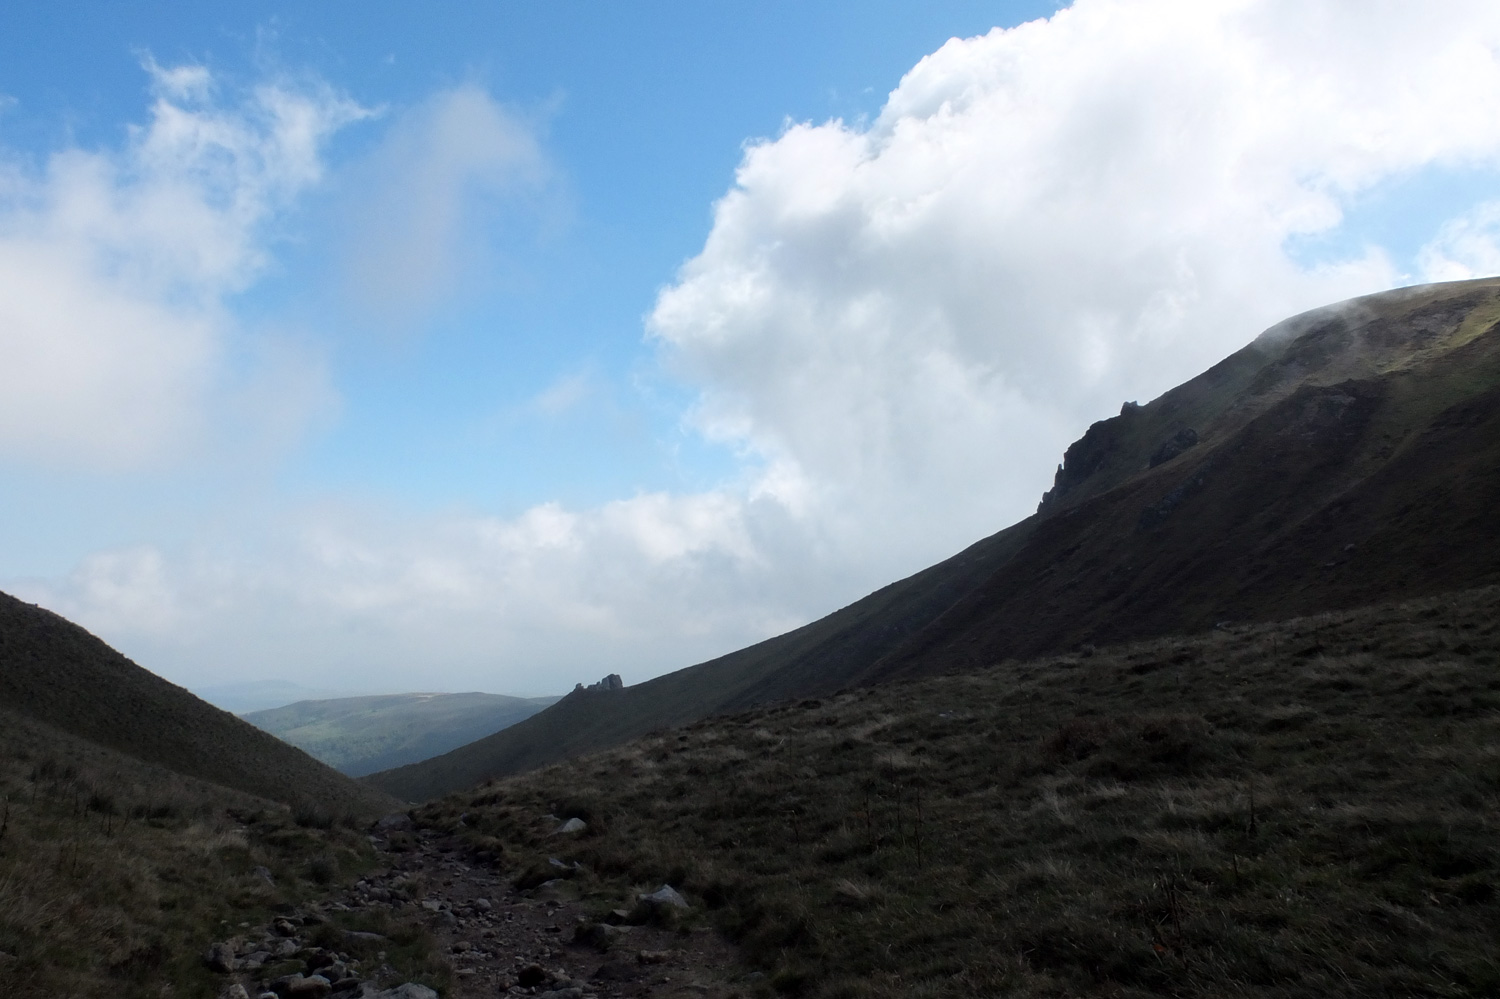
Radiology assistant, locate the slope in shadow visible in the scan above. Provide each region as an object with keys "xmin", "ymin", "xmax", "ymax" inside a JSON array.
[{"xmin": 0, "ymin": 592, "xmax": 397, "ymax": 816}]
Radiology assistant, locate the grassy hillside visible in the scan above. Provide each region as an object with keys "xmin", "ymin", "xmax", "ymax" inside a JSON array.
[
  {"xmin": 416, "ymin": 585, "xmax": 1500, "ymax": 998},
  {"xmin": 244, "ymin": 692, "xmax": 559, "ymax": 776},
  {"xmin": 368, "ymin": 277, "xmax": 1500, "ymax": 802},
  {"xmin": 0, "ymin": 590, "xmax": 397, "ymax": 817},
  {"xmin": 0, "ymin": 706, "xmax": 409, "ymax": 999}
]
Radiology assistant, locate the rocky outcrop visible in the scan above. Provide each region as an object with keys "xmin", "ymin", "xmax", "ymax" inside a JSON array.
[
  {"xmin": 571, "ymin": 674, "xmax": 624, "ymax": 694},
  {"xmin": 1148, "ymin": 427, "xmax": 1199, "ymax": 467}
]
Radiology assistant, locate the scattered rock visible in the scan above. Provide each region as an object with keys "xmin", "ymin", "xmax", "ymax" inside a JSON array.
[
  {"xmin": 205, "ymin": 941, "xmax": 239, "ymax": 973},
  {"xmin": 365, "ymin": 987, "xmax": 439, "ymax": 999},
  {"xmin": 218, "ymin": 985, "xmax": 250, "ymax": 999},
  {"xmin": 272, "ymin": 918, "xmax": 299, "ymax": 937},
  {"xmin": 342, "ymin": 930, "xmax": 386, "ymax": 944},
  {"xmin": 554, "ymin": 817, "xmax": 587, "ymax": 835},
  {"xmin": 637, "ymin": 949, "xmax": 680, "ymax": 964},
  {"xmin": 287, "ymin": 975, "xmax": 332, "ymax": 998},
  {"xmin": 517, "ymin": 963, "xmax": 550, "ymax": 987},
  {"xmin": 591, "ymin": 960, "xmax": 638, "ymax": 982},
  {"xmin": 274, "ymin": 937, "xmax": 300, "ymax": 958},
  {"xmin": 575, "ymin": 921, "xmax": 631, "ymax": 951},
  {"xmin": 536, "ymin": 989, "xmax": 583, "ymax": 999},
  {"xmin": 639, "ymin": 885, "xmax": 689, "ymax": 910}
]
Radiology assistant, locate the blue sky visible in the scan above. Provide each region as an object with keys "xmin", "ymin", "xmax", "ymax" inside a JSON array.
[{"xmin": 4, "ymin": 1, "xmax": 1500, "ymax": 700}]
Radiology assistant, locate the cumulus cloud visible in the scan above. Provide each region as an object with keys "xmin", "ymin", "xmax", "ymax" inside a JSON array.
[
  {"xmin": 22, "ymin": 490, "xmax": 793, "ymax": 693},
  {"xmin": 0, "ymin": 60, "xmax": 364, "ymax": 469},
  {"xmin": 650, "ymin": 0, "xmax": 1500, "ymax": 575},
  {"xmin": 338, "ymin": 84, "xmax": 553, "ymax": 328},
  {"xmin": 1419, "ymin": 201, "xmax": 1500, "ymax": 280},
  {"xmin": 21, "ymin": 1, "xmax": 1500, "ymax": 693}
]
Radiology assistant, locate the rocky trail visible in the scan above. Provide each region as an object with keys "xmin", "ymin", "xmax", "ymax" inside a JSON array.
[{"xmin": 206, "ymin": 815, "xmax": 754, "ymax": 999}]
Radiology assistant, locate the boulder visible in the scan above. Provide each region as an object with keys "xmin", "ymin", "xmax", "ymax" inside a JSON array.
[
  {"xmin": 639, "ymin": 885, "xmax": 689, "ymax": 909},
  {"xmin": 517, "ymin": 963, "xmax": 549, "ymax": 988},
  {"xmin": 287, "ymin": 975, "xmax": 332, "ymax": 998},
  {"xmin": 554, "ymin": 817, "xmax": 587, "ymax": 835},
  {"xmin": 574, "ymin": 921, "xmax": 631, "ymax": 952},
  {"xmin": 366, "ymin": 986, "xmax": 439, "ymax": 999},
  {"xmin": 204, "ymin": 941, "xmax": 238, "ymax": 973},
  {"xmin": 218, "ymin": 986, "xmax": 250, "ymax": 999},
  {"xmin": 374, "ymin": 813, "xmax": 414, "ymax": 833}
]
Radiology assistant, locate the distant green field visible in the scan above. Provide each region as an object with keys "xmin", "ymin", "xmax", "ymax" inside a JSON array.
[{"xmin": 243, "ymin": 692, "xmax": 560, "ymax": 776}]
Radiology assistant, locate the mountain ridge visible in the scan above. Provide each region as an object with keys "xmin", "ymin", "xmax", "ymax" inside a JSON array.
[{"xmin": 365, "ymin": 277, "xmax": 1500, "ymax": 802}]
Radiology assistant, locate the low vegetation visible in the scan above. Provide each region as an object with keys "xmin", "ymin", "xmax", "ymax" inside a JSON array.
[
  {"xmin": 416, "ymin": 586, "xmax": 1500, "ymax": 998},
  {"xmin": 0, "ymin": 709, "xmax": 440, "ymax": 999}
]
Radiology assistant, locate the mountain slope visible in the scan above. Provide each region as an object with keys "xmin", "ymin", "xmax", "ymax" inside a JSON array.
[
  {"xmin": 418, "ymin": 585, "xmax": 1500, "ymax": 998},
  {"xmin": 244, "ymin": 692, "xmax": 560, "ymax": 776},
  {"xmin": 0, "ymin": 591, "xmax": 397, "ymax": 816},
  {"xmin": 367, "ymin": 277, "xmax": 1500, "ymax": 802}
]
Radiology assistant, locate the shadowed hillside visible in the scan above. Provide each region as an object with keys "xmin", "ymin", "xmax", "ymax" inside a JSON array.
[
  {"xmin": 418, "ymin": 585, "xmax": 1500, "ymax": 998},
  {"xmin": 244, "ymin": 692, "xmax": 559, "ymax": 776},
  {"xmin": 368, "ymin": 277, "xmax": 1500, "ymax": 802},
  {"xmin": 0, "ymin": 591, "xmax": 397, "ymax": 817}
]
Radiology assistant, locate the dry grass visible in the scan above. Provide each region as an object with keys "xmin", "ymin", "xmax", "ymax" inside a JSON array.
[
  {"xmin": 417, "ymin": 586, "xmax": 1500, "ymax": 998},
  {"xmin": 0, "ymin": 709, "xmax": 395, "ymax": 999}
]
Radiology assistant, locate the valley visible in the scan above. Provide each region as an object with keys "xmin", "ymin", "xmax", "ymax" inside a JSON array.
[
  {"xmin": 245, "ymin": 693, "xmax": 561, "ymax": 777},
  {"xmin": 2, "ymin": 279, "xmax": 1498, "ymax": 997}
]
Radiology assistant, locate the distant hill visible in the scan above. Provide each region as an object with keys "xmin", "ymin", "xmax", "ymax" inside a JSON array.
[
  {"xmin": 195, "ymin": 678, "xmax": 361, "ymax": 713},
  {"xmin": 244, "ymin": 692, "xmax": 559, "ymax": 776},
  {"xmin": 0, "ymin": 590, "xmax": 397, "ymax": 816},
  {"xmin": 367, "ymin": 277, "xmax": 1500, "ymax": 802}
]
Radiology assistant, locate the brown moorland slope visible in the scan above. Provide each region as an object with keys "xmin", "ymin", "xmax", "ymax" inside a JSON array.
[
  {"xmin": 0, "ymin": 590, "xmax": 397, "ymax": 817},
  {"xmin": 368, "ymin": 277, "xmax": 1500, "ymax": 802},
  {"xmin": 418, "ymin": 585, "xmax": 1500, "ymax": 998},
  {"xmin": 0, "ymin": 703, "xmax": 447, "ymax": 999}
]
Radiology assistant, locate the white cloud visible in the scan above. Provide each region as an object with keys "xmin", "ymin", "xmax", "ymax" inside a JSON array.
[
  {"xmin": 18, "ymin": 1, "xmax": 1500, "ymax": 695},
  {"xmin": 0, "ymin": 60, "xmax": 363, "ymax": 469},
  {"xmin": 649, "ymin": 0, "xmax": 1500, "ymax": 573},
  {"xmin": 338, "ymin": 84, "xmax": 553, "ymax": 328},
  {"xmin": 1419, "ymin": 201, "xmax": 1500, "ymax": 281}
]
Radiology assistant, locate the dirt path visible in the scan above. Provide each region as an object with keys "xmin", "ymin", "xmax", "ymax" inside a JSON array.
[{"xmin": 333, "ymin": 823, "xmax": 753, "ymax": 999}]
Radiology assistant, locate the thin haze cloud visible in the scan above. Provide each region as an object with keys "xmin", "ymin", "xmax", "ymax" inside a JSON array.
[
  {"xmin": 0, "ymin": 58, "xmax": 364, "ymax": 469},
  {"xmin": 338, "ymin": 85, "xmax": 554, "ymax": 331},
  {"xmin": 12, "ymin": 0, "xmax": 1500, "ymax": 695}
]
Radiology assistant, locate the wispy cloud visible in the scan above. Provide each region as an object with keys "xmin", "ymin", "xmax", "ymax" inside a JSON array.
[
  {"xmin": 0, "ymin": 58, "xmax": 365, "ymax": 469},
  {"xmin": 337, "ymin": 84, "xmax": 556, "ymax": 331}
]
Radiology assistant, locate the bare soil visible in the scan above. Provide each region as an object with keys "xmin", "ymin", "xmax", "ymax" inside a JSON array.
[{"xmin": 336, "ymin": 823, "xmax": 752, "ymax": 999}]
